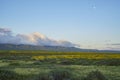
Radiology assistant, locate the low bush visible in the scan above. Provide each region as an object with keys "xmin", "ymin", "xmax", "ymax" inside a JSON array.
[
  {"xmin": 33, "ymin": 61, "xmax": 42, "ymax": 65},
  {"xmin": 0, "ymin": 69, "xmax": 21, "ymax": 80},
  {"xmin": 35, "ymin": 72, "xmax": 52, "ymax": 80},
  {"xmin": 50, "ymin": 69, "xmax": 72, "ymax": 80},
  {"xmin": 9, "ymin": 62, "xmax": 20, "ymax": 66},
  {"xmin": 84, "ymin": 70, "xmax": 108, "ymax": 80}
]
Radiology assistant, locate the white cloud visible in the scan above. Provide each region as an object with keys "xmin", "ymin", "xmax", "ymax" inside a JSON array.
[
  {"xmin": 0, "ymin": 27, "xmax": 77, "ymax": 47},
  {"xmin": 0, "ymin": 28, "xmax": 11, "ymax": 35}
]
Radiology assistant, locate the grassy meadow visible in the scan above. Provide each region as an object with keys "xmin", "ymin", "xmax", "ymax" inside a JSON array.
[{"xmin": 0, "ymin": 50, "xmax": 120, "ymax": 80}]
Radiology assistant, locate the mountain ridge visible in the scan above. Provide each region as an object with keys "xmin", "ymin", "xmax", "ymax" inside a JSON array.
[{"xmin": 0, "ymin": 43, "xmax": 120, "ymax": 53}]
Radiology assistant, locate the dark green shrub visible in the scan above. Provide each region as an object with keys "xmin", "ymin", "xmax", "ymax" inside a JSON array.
[
  {"xmin": 0, "ymin": 69, "xmax": 29, "ymax": 80},
  {"xmin": 60, "ymin": 60, "xmax": 73, "ymax": 65},
  {"xmin": 95, "ymin": 59, "xmax": 120, "ymax": 66},
  {"xmin": 33, "ymin": 61, "xmax": 42, "ymax": 65},
  {"xmin": 9, "ymin": 62, "xmax": 20, "ymax": 66},
  {"xmin": 0, "ymin": 69, "xmax": 20, "ymax": 80},
  {"xmin": 50, "ymin": 69, "xmax": 72, "ymax": 80},
  {"xmin": 84, "ymin": 70, "xmax": 108, "ymax": 80},
  {"xmin": 35, "ymin": 72, "xmax": 52, "ymax": 80},
  {"xmin": 104, "ymin": 59, "xmax": 120, "ymax": 66}
]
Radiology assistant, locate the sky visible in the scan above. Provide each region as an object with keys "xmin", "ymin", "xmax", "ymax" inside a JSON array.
[{"xmin": 0, "ymin": 0, "xmax": 120, "ymax": 50}]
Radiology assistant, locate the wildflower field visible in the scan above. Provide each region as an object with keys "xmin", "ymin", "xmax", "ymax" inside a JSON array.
[{"xmin": 0, "ymin": 50, "xmax": 120, "ymax": 80}]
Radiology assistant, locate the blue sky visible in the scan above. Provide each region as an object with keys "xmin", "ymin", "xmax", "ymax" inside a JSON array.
[{"xmin": 0, "ymin": 0, "xmax": 120, "ymax": 50}]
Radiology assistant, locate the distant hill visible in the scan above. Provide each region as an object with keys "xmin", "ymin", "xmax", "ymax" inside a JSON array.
[{"xmin": 0, "ymin": 44, "xmax": 120, "ymax": 53}]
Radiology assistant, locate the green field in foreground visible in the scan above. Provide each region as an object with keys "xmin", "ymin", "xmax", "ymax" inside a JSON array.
[{"xmin": 0, "ymin": 50, "xmax": 120, "ymax": 80}]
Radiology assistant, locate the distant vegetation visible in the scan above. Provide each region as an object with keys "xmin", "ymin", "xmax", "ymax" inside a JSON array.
[{"xmin": 0, "ymin": 50, "xmax": 120, "ymax": 66}]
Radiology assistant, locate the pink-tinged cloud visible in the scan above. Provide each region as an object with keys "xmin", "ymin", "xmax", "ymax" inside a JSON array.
[{"xmin": 0, "ymin": 27, "xmax": 78, "ymax": 47}]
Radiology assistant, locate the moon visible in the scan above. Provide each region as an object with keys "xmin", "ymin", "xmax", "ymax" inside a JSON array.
[{"xmin": 92, "ymin": 5, "xmax": 96, "ymax": 9}]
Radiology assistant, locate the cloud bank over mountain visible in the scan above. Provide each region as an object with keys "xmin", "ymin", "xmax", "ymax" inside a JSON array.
[{"xmin": 0, "ymin": 28, "xmax": 77, "ymax": 47}]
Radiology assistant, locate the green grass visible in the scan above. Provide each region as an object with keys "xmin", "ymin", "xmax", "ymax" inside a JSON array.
[{"xmin": 0, "ymin": 64, "xmax": 120, "ymax": 80}]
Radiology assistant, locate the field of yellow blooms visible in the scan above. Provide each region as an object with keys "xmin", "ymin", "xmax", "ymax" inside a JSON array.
[
  {"xmin": 32, "ymin": 52, "xmax": 120, "ymax": 60},
  {"xmin": 0, "ymin": 50, "xmax": 120, "ymax": 65}
]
